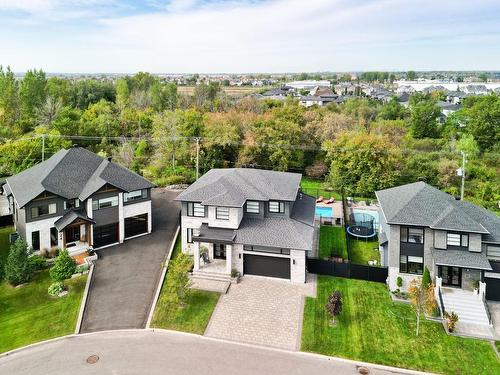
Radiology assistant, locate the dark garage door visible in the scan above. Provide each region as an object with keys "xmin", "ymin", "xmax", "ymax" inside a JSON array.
[
  {"xmin": 93, "ymin": 223, "xmax": 119, "ymax": 249},
  {"xmin": 125, "ymin": 214, "xmax": 148, "ymax": 239},
  {"xmin": 244, "ymin": 254, "xmax": 290, "ymax": 279},
  {"xmin": 485, "ymin": 277, "xmax": 500, "ymax": 301}
]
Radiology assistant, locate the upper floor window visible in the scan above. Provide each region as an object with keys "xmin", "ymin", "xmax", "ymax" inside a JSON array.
[
  {"xmin": 31, "ymin": 203, "xmax": 56, "ymax": 219},
  {"xmin": 400, "ymin": 227, "xmax": 423, "ymax": 244},
  {"xmin": 64, "ymin": 199, "xmax": 80, "ymax": 210},
  {"xmin": 187, "ymin": 202, "xmax": 205, "ymax": 217},
  {"xmin": 124, "ymin": 189, "xmax": 148, "ymax": 203},
  {"xmin": 447, "ymin": 233, "xmax": 468, "ymax": 248},
  {"xmin": 269, "ymin": 201, "xmax": 285, "ymax": 214},
  {"xmin": 246, "ymin": 201, "xmax": 260, "ymax": 214},
  {"xmin": 92, "ymin": 196, "xmax": 118, "ymax": 210},
  {"xmin": 216, "ymin": 207, "xmax": 230, "ymax": 220}
]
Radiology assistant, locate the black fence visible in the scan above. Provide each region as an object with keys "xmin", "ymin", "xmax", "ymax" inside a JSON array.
[{"xmin": 307, "ymin": 257, "xmax": 388, "ymax": 283}]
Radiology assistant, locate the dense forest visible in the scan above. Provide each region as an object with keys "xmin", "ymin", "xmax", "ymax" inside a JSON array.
[{"xmin": 0, "ymin": 67, "xmax": 499, "ymax": 212}]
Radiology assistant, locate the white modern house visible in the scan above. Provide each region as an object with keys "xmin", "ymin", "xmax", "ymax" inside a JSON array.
[
  {"xmin": 2, "ymin": 147, "xmax": 154, "ymax": 255},
  {"xmin": 175, "ymin": 168, "xmax": 316, "ymax": 283}
]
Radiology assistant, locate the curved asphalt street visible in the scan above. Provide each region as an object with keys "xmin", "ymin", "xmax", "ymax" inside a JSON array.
[{"xmin": 0, "ymin": 330, "xmax": 428, "ymax": 375}]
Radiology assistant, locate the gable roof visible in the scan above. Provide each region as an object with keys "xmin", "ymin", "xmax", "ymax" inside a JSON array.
[
  {"xmin": 175, "ymin": 168, "xmax": 301, "ymax": 207},
  {"xmin": 376, "ymin": 182, "xmax": 500, "ymax": 242},
  {"xmin": 5, "ymin": 147, "xmax": 154, "ymax": 208}
]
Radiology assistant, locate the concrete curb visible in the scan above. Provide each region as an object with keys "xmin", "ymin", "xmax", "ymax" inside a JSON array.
[
  {"xmin": 74, "ymin": 262, "xmax": 95, "ymax": 334},
  {"xmin": 145, "ymin": 225, "xmax": 180, "ymax": 328},
  {"xmin": 0, "ymin": 328, "xmax": 433, "ymax": 375}
]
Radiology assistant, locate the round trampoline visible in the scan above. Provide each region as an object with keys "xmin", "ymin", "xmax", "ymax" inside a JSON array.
[{"xmin": 346, "ymin": 211, "xmax": 377, "ymax": 238}]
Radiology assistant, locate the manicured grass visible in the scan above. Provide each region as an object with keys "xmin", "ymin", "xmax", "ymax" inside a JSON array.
[
  {"xmin": 349, "ymin": 238, "xmax": 380, "ymax": 265},
  {"xmin": 0, "ymin": 226, "xmax": 14, "ymax": 264},
  {"xmin": 302, "ymin": 276, "xmax": 500, "ymax": 375},
  {"xmin": 151, "ymin": 236, "xmax": 220, "ymax": 334},
  {"xmin": 0, "ymin": 270, "xmax": 87, "ymax": 354},
  {"xmin": 319, "ymin": 226, "xmax": 347, "ymax": 259},
  {"xmin": 301, "ymin": 178, "xmax": 341, "ymax": 200}
]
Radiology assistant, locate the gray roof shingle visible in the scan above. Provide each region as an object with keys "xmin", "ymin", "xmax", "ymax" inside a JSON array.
[
  {"xmin": 54, "ymin": 210, "xmax": 95, "ymax": 231},
  {"xmin": 432, "ymin": 248, "xmax": 493, "ymax": 270},
  {"xmin": 175, "ymin": 169, "xmax": 302, "ymax": 207},
  {"xmin": 376, "ymin": 182, "xmax": 499, "ymax": 242},
  {"xmin": 5, "ymin": 147, "xmax": 154, "ymax": 207}
]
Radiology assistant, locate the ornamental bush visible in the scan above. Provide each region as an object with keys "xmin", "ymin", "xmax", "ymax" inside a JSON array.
[
  {"xmin": 29, "ymin": 255, "xmax": 48, "ymax": 270},
  {"xmin": 421, "ymin": 266, "xmax": 432, "ymax": 289},
  {"xmin": 50, "ymin": 249, "xmax": 76, "ymax": 281},
  {"xmin": 5, "ymin": 238, "xmax": 33, "ymax": 286},
  {"xmin": 48, "ymin": 282, "xmax": 65, "ymax": 297}
]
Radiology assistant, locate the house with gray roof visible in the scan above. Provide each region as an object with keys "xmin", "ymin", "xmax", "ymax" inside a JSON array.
[
  {"xmin": 175, "ymin": 168, "xmax": 316, "ymax": 283},
  {"xmin": 2, "ymin": 147, "xmax": 154, "ymax": 255},
  {"xmin": 376, "ymin": 181, "xmax": 500, "ymax": 326}
]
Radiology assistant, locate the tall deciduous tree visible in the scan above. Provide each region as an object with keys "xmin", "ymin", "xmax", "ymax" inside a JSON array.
[
  {"xmin": 408, "ymin": 95, "xmax": 441, "ymax": 138},
  {"xmin": 461, "ymin": 94, "xmax": 500, "ymax": 151},
  {"xmin": 0, "ymin": 66, "xmax": 20, "ymax": 135},
  {"xmin": 323, "ymin": 132, "xmax": 401, "ymax": 196},
  {"xmin": 20, "ymin": 69, "xmax": 47, "ymax": 128}
]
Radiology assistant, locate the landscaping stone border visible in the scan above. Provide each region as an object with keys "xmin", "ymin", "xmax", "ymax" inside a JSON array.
[{"xmin": 145, "ymin": 225, "xmax": 180, "ymax": 328}]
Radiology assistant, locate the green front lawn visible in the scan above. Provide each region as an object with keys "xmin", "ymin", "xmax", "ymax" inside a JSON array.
[
  {"xmin": 151, "ymin": 237, "xmax": 220, "ymax": 334},
  {"xmin": 302, "ymin": 276, "xmax": 500, "ymax": 375},
  {"xmin": 0, "ymin": 226, "xmax": 14, "ymax": 263},
  {"xmin": 349, "ymin": 238, "xmax": 380, "ymax": 265},
  {"xmin": 319, "ymin": 226, "xmax": 347, "ymax": 259},
  {"xmin": 0, "ymin": 270, "xmax": 87, "ymax": 354}
]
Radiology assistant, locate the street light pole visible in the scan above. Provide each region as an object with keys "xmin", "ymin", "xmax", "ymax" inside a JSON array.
[{"xmin": 460, "ymin": 151, "xmax": 466, "ymax": 201}]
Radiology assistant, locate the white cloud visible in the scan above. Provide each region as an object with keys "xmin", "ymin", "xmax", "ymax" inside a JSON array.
[{"xmin": 1, "ymin": 0, "xmax": 500, "ymax": 72}]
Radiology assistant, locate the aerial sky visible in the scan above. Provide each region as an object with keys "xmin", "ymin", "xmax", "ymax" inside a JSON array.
[{"xmin": 1, "ymin": 0, "xmax": 499, "ymax": 73}]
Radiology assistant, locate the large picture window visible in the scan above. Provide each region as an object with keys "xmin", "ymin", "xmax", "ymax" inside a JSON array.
[
  {"xmin": 187, "ymin": 202, "xmax": 205, "ymax": 217},
  {"xmin": 31, "ymin": 203, "xmax": 56, "ymax": 219},
  {"xmin": 269, "ymin": 201, "xmax": 285, "ymax": 214},
  {"xmin": 400, "ymin": 227, "xmax": 424, "ymax": 244},
  {"xmin": 92, "ymin": 196, "xmax": 119, "ymax": 210},
  {"xmin": 246, "ymin": 201, "xmax": 260, "ymax": 214},
  {"xmin": 216, "ymin": 207, "xmax": 230, "ymax": 220},
  {"xmin": 400, "ymin": 255, "xmax": 423, "ymax": 274},
  {"xmin": 124, "ymin": 189, "xmax": 148, "ymax": 203},
  {"xmin": 447, "ymin": 233, "xmax": 468, "ymax": 248}
]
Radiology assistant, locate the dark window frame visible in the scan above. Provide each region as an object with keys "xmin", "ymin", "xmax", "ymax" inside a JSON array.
[
  {"xmin": 31, "ymin": 202, "xmax": 57, "ymax": 219},
  {"xmin": 123, "ymin": 189, "xmax": 148, "ymax": 203},
  {"xmin": 92, "ymin": 196, "xmax": 119, "ymax": 211},
  {"xmin": 243, "ymin": 245, "xmax": 290, "ymax": 255},
  {"xmin": 31, "ymin": 231, "xmax": 40, "ymax": 251},
  {"xmin": 268, "ymin": 200, "xmax": 285, "ymax": 214},
  {"xmin": 399, "ymin": 254, "xmax": 423, "ymax": 275},
  {"xmin": 446, "ymin": 232, "xmax": 468, "ymax": 248},
  {"xmin": 50, "ymin": 227, "xmax": 58, "ymax": 247},
  {"xmin": 187, "ymin": 202, "xmax": 205, "ymax": 217},
  {"xmin": 400, "ymin": 226, "xmax": 424, "ymax": 244}
]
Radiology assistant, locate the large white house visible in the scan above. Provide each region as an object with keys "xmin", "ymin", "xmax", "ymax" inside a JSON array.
[{"xmin": 175, "ymin": 168, "xmax": 316, "ymax": 283}]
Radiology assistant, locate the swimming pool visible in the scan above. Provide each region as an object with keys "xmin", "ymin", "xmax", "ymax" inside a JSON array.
[{"xmin": 315, "ymin": 206, "xmax": 333, "ymax": 217}]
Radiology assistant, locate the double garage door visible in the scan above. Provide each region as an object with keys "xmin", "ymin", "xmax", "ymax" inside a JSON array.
[
  {"xmin": 244, "ymin": 254, "xmax": 291, "ymax": 279},
  {"xmin": 92, "ymin": 214, "xmax": 149, "ymax": 249}
]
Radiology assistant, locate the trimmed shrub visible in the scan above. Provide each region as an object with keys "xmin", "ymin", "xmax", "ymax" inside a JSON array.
[
  {"xmin": 29, "ymin": 255, "xmax": 48, "ymax": 270},
  {"xmin": 48, "ymin": 247, "xmax": 60, "ymax": 258},
  {"xmin": 396, "ymin": 276, "xmax": 403, "ymax": 289},
  {"xmin": 5, "ymin": 238, "xmax": 33, "ymax": 286},
  {"xmin": 50, "ymin": 249, "xmax": 76, "ymax": 281},
  {"xmin": 48, "ymin": 282, "xmax": 65, "ymax": 297},
  {"xmin": 75, "ymin": 264, "xmax": 90, "ymax": 273},
  {"xmin": 421, "ymin": 266, "xmax": 432, "ymax": 289}
]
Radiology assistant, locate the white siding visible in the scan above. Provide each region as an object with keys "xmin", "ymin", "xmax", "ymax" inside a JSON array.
[{"xmin": 25, "ymin": 216, "xmax": 62, "ymax": 251}]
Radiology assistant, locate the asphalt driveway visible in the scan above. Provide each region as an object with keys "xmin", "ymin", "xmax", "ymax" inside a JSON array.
[{"xmin": 80, "ymin": 189, "xmax": 180, "ymax": 333}]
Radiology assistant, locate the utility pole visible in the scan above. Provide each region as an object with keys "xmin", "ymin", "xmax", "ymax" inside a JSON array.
[
  {"xmin": 195, "ymin": 137, "xmax": 201, "ymax": 180},
  {"xmin": 41, "ymin": 134, "xmax": 46, "ymax": 162},
  {"xmin": 460, "ymin": 151, "xmax": 466, "ymax": 201}
]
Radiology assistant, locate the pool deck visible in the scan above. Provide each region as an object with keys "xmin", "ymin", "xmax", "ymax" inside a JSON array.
[{"xmin": 315, "ymin": 201, "xmax": 344, "ymax": 220}]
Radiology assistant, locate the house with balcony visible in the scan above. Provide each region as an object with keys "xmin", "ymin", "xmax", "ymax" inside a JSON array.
[
  {"xmin": 376, "ymin": 182, "xmax": 500, "ymax": 327},
  {"xmin": 175, "ymin": 168, "xmax": 316, "ymax": 283},
  {"xmin": 2, "ymin": 147, "xmax": 154, "ymax": 255}
]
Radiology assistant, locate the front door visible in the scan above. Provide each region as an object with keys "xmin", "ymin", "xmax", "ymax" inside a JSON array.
[
  {"xmin": 65, "ymin": 226, "xmax": 81, "ymax": 243},
  {"xmin": 440, "ymin": 266, "xmax": 462, "ymax": 287},
  {"xmin": 214, "ymin": 244, "xmax": 226, "ymax": 259}
]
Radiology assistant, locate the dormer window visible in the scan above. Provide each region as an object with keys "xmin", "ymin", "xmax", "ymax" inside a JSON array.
[
  {"xmin": 246, "ymin": 201, "xmax": 260, "ymax": 214},
  {"xmin": 269, "ymin": 201, "xmax": 285, "ymax": 214}
]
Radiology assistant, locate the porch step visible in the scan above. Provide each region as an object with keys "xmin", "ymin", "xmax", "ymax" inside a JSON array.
[
  {"xmin": 190, "ymin": 271, "xmax": 231, "ymax": 283},
  {"xmin": 441, "ymin": 292, "xmax": 490, "ymax": 325}
]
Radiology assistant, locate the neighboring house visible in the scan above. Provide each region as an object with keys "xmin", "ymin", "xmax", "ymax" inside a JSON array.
[
  {"xmin": 437, "ymin": 101, "xmax": 462, "ymax": 120},
  {"xmin": 298, "ymin": 95, "xmax": 337, "ymax": 107},
  {"xmin": 2, "ymin": 147, "xmax": 154, "ymax": 255},
  {"xmin": 175, "ymin": 168, "xmax": 316, "ymax": 283},
  {"xmin": 376, "ymin": 182, "xmax": 500, "ymax": 324},
  {"xmin": 286, "ymin": 80, "xmax": 331, "ymax": 91}
]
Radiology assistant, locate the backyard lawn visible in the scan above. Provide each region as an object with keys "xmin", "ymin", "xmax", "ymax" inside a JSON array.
[
  {"xmin": 302, "ymin": 276, "xmax": 500, "ymax": 375},
  {"xmin": 300, "ymin": 177, "xmax": 341, "ymax": 200},
  {"xmin": 319, "ymin": 226, "xmax": 347, "ymax": 259},
  {"xmin": 349, "ymin": 237, "xmax": 380, "ymax": 265},
  {"xmin": 0, "ymin": 270, "xmax": 87, "ymax": 353},
  {"xmin": 0, "ymin": 225, "xmax": 13, "ymax": 263},
  {"xmin": 151, "ymin": 237, "xmax": 220, "ymax": 334}
]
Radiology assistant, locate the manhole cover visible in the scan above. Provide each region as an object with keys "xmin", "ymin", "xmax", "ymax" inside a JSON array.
[
  {"xmin": 357, "ymin": 366, "xmax": 370, "ymax": 375},
  {"xmin": 86, "ymin": 355, "xmax": 99, "ymax": 364}
]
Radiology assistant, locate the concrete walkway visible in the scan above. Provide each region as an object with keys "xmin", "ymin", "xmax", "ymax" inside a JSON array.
[
  {"xmin": 205, "ymin": 275, "xmax": 316, "ymax": 350},
  {"xmin": 0, "ymin": 330, "xmax": 428, "ymax": 375},
  {"xmin": 80, "ymin": 189, "xmax": 179, "ymax": 333}
]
